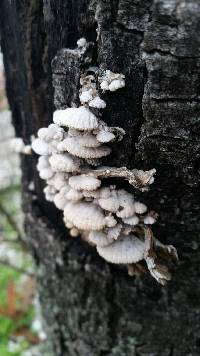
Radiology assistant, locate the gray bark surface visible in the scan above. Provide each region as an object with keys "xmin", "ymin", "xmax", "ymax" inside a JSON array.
[{"xmin": 1, "ymin": 1, "xmax": 200, "ymax": 355}]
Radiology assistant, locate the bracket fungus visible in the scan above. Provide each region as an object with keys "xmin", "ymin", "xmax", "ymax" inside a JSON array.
[{"xmin": 32, "ymin": 46, "xmax": 178, "ymax": 285}]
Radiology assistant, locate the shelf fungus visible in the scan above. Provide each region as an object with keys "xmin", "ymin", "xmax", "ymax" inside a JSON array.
[{"xmin": 32, "ymin": 56, "xmax": 178, "ymax": 285}]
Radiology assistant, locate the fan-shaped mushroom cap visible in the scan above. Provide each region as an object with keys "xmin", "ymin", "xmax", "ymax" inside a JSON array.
[
  {"xmin": 37, "ymin": 156, "xmax": 50, "ymax": 171},
  {"xmin": 49, "ymin": 153, "xmax": 81, "ymax": 172},
  {"xmin": 88, "ymin": 231, "xmax": 111, "ymax": 247},
  {"xmin": 134, "ymin": 202, "xmax": 147, "ymax": 214},
  {"xmin": 79, "ymin": 90, "xmax": 93, "ymax": 103},
  {"xmin": 54, "ymin": 191, "xmax": 69, "ymax": 210},
  {"xmin": 123, "ymin": 215, "xmax": 139, "ymax": 226},
  {"xmin": 108, "ymin": 79, "xmax": 125, "ymax": 92},
  {"xmin": 143, "ymin": 215, "xmax": 156, "ymax": 225},
  {"xmin": 69, "ymin": 175, "xmax": 101, "ymax": 191},
  {"xmin": 53, "ymin": 106, "xmax": 99, "ymax": 131},
  {"xmin": 99, "ymin": 187, "xmax": 111, "ymax": 199},
  {"xmin": 57, "ymin": 136, "xmax": 111, "ymax": 159},
  {"xmin": 38, "ymin": 124, "xmax": 64, "ymax": 142},
  {"xmin": 107, "ymin": 224, "xmax": 122, "ymax": 240},
  {"xmin": 116, "ymin": 191, "xmax": 135, "ymax": 218},
  {"xmin": 39, "ymin": 167, "xmax": 54, "ymax": 180},
  {"xmin": 97, "ymin": 235, "xmax": 145, "ymax": 264},
  {"xmin": 43, "ymin": 185, "xmax": 57, "ymax": 202},
  {"xmin": 105, "ymin": 215, "xmax": 117, "ymax": 227},
  {"xmin": 64, "ymin": 202, "xmax": 107, "ymax": 230},
  {"xmin": 77, "ymin": 133, "xmax": 100, "ymax": 148},
  {"xmin": 98, "ymin": 195, "xmax": 119, "ymax": 213},
  {"xmin": 100, "ymin": 80, "xmax": 109, "ymax": 91},
  {"xmin": 89, "ymin": 96, "xmax": 106, "ymax": 109},
  {"xmin": 47, "ymin": 172, "xmax": 67, "ymax": 190},
  {"xmin": 66, "ymin": 188, "xmax": 83, "ymax": 201},
  {"xmin": 32, "ymin": 138, "xmax": 54, "ymax": 155},
  {"xmin": 96, "ymin": 130, "xmax": 115, "ymax": 143}
]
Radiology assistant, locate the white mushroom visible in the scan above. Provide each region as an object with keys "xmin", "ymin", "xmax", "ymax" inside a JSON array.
[
  {"xmin": 32, "ymin": 138, "xmax": 55, "ymax": 155},
  {"xmin": 97, "ymin": 235, "xmax": 145, "ymax": 264},
  {"xmin": 54, "ymin": 190, "xmax": 69, "ymax": 210},
  {"xmin": 89, "ymin": 96, "xmax": 106, "ymax": 109},
  {"xmin": 53, "ymin": 106, "xmax": 99, "ymax": 131},
  {"xmin": 100, "ymin": 80, "xmax": 109, "ymax": 91},
  {"xmin": 70, "ymin": 228, "xmax": 80, "ymax": 237},
  {"xmin": 47, "ymin": 172, "xmax": 68, "ymax": 190},
  {"xmin": 37, "ymin": 156, "xmax": 50, "ymax": 171},
  {"xmin": 66, "ymin": 188, "xmax": 83, "ymax": 201},
  {"xmin": 105, "ymin": 215, "xmax": 117, "ymax": 227},
  {"xmin": 9, "ymin": 138, "xmax": 31, "ymax": 155},
  {"xmin": 39, "ymin": 167, "xmax": 54, "ymax": 180},
  {"xmin": 96, "ymin": 130, "xmax": 115, "ymax": 143},
  {"xmin": 116, "ymin": 190, "xmax": 135, "ymax": 218},
  {"xmin": 79, "ymin": 89, "xmax": 93, "ymax": 103},
  {"xmin": 49, "ymin": 153, "xmax": 81, "ymax": 172},
  {"xmin": 88, "ymin": 231, "xmax": 111, "ymax": 247},
  {"xmin": 38, "ymin": 124, "xmax": 64, "ymax": 142},
  {"xmin": 99, "ymin": 187, "xmax": 111, "ymax": 198},
  {"xmin": 64, "ymin": 202, "xmax": 107, "ymax": 230},
  {"xmin": 98, "ymin": 194, "xmax": 119, "ymax": 213},
  {"xmin": 77, "ymin": 133, "xmax": 100, "ymax": 148},
  {"xmin": 69, "ymin": 175, "xmax": 101, "ymax": 191},
  {"xmin": 123, "ymin": 215, "xmax": 139, "ymax": 226},
  {"xmin": 134, "ymin": 202, "xmax": 147, "ymax": 214},
  {"xmin": 108, "ymin": 79, "xmax": 125, "ymax": 92},
  {"xmin": 143, "ymin": 215, "xmax": 156, "ymax": 225},
  {"xmin": 57, "ymin": 136, "xmax": 111, "ymax": 159},
  {"xmin": 43, "ymin": 185, "xmax": 57, "ymax": 202},
  {"xmin": 77, "ymin": 37, "xmax": 87, "ymax": 48},
  {"xmin": 107, "ymin": 224, "xmax": 122, "ymax": 240}
]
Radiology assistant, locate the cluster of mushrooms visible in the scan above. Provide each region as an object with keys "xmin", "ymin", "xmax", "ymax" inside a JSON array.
[{"xmin": 32, "ymin": 55, "xmax": 178, "ymax": 285}]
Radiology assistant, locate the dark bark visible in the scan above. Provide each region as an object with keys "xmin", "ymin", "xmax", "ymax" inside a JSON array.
[{"xmin": 1, "ymin": 0, "xmax": 200, "ymax": 355}]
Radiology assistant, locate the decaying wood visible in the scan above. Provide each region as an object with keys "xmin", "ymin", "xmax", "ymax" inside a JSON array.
[{"xmin": 1, "ymin": 1, "xmax": 200, "ymax": 355}]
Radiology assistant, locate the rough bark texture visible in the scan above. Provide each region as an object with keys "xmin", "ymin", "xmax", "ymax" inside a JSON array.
[{"xmin": 1, "ymin": 1, "xmax": 200, "ymax": 355}]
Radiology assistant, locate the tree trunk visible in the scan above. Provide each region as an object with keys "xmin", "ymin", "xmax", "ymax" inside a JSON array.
[{"xmin": 1, "ymin": 1, "xmax": 200, "ymax": 355}]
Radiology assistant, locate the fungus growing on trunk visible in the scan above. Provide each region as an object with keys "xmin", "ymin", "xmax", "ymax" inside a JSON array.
[{"xmin": 31, "ymin": 42, "xmax": 178, "ymax": 284}]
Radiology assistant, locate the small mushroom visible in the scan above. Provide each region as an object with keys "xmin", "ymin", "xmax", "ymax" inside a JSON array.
[
  {"xmin": 49, "ymin": 153, "xmax": 81, "ymax": 172},
  {"xmin": 97, "ymin": 235, "xmax": 145, "ymax": 264},
  {"xmin": 64, "ymin": 202, "xmax": 107, "ymax": 230},
  {"xmin": 122, "ymin": 215, "xmax": 139, "ymax": 226},
  {"xmin": 89, "ymin": 96, "xmax": 106, "ymax": 109},
  {"xmin": 88, "ymin": 231, "xmax": 111, "ymax": 247},
  {"xmin": 53, "ymin": 106, "xmax": 99, "ymax": 131},
  {"xmin": 96, "ymin": 130, "xmax": 115, "ymax": 143},
  {"xmin": 66, "ymin": 188, "xmax": 83, "ymax": 201},
  {"xmin": 134, "ymin": 202, "xmax": 147, "ymax": 214},
  {"xmin": 98, "ymin": 194, "xmax": 119, "ymax": 213},
  {"xmin": 57, "ymin": 136, "xmax": 111, "ymax": 159},
  {"xmin": 77, "ymin": 37, "xmax": 87, "ymax": 48},
  {"xmin": 107, "ymin": 224, "xmax": 122, "ymax": 240},
  {"xmin": 32, "ymin": 138, "xmax": 55, "ymax": 155},
  {"xmin": 143, "ymin": 215, "xmax": 156, "ymax": 225},
  {"xmin": 69, "ymin": 175, "xmax": 101, "ymax": 191}
]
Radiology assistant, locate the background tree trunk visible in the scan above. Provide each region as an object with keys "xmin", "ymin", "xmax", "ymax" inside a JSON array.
[{"xmin": 1, "ymin": 0, "xmax": 200, "ymax": 355}]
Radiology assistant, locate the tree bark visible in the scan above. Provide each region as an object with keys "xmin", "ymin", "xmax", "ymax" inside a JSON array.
[{"xmin": 1, "ymin": 0, "xmax": 200, "ymax": 355}]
